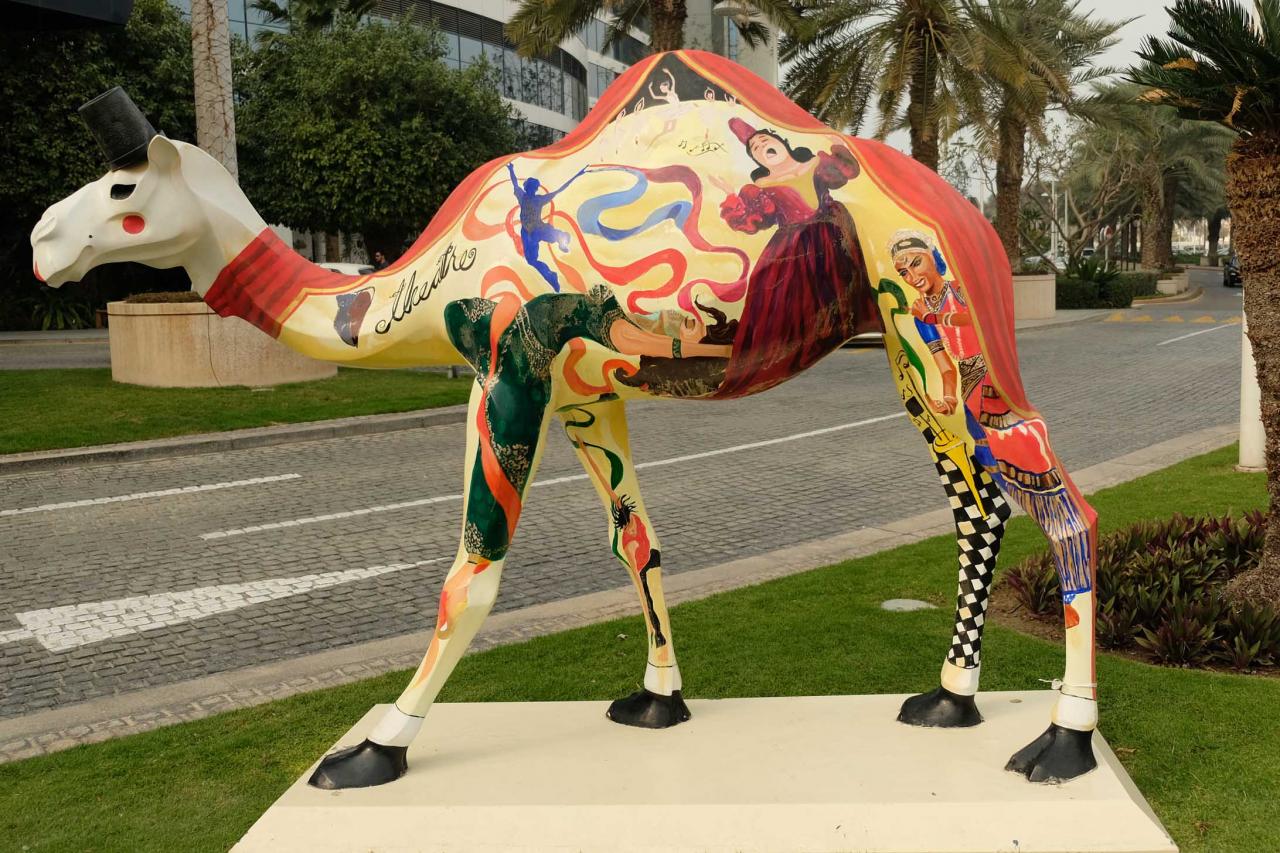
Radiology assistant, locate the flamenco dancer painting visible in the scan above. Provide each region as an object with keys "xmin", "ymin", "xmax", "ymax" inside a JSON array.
[{"xmin": 709, "ymin": 118, "xmax": 880, "ymax": 398}]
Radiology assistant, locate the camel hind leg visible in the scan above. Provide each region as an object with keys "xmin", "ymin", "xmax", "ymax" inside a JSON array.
[
  {"xmin": 560, "ymin": 398, "xmax": 689, "ymax": 728},
  {"xmin": 983, "ymin": 410, "xmax": 1100, "ymax": 782}
]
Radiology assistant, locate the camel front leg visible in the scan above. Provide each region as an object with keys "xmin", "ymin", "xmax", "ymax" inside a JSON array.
[
  {"xmin": 561, "ymin": 400, "xmax": 690, "ymax": 728},
  {"xmin": 310, "ymin": 373, "xmax": 551, "ymax": 789}
]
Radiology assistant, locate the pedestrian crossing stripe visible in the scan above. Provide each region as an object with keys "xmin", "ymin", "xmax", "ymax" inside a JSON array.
[
  {"xmin": 1106, "ymin": 312, "xmax": 1126, "ymax": 322},
  {"xmin": 1193, "ymin": 315, "xmax": 1216, "ymax": 323},
  {"xmin": 1165, "ymin": 315, "xmax": 1185, "ymax": 322},
  {"xmin": 1132, "ymin": 315, "xmax": 1153, "ymax": 322}
]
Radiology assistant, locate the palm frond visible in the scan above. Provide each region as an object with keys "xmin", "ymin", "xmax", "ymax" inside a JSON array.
[
  {"xmin": 1128, "ymin": 0, "xmax": 1280, "ymax": 134},
  {"xmin": 507, "ymin": 0, "xmax": 606, "ymax": 58}
]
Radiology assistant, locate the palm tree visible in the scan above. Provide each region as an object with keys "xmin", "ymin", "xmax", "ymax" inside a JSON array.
[
  {"xmin": 191, "ymin": 0, "xmax": 239, "ymax": 179},
  {"xmin": 780, "ymin": 0, "xmax": 983, "ymax": 172},
  {"xmin": 252, "ymin": 0, "xmax": 376, "ymax": 33},
  {"xmin": 962, "ymin": 0, "xmax": 1123, "ymax": 265},
  {"xmin": 1130, "ymin": 0, "xmax": 1280, "ymax": 607},
  {"xmin": 1093, "ymin": 93, "xmax": 1231, "ymax": 269},
  {"xmin": 505, "ymin": 0, "xmax": 799, "ymax": 57}
]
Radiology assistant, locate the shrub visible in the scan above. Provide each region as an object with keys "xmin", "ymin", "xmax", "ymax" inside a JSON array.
[
  {"xmin": 1098, "ymin": 278, "xmax": 1135, "ymax": 308},
  {"xmin": 1055, "ymin": 276, "xmax": 1100, "ymax": 308},
  {"xmin": 1065, "ymin": 256, "xmax": 1120, "ymax": 285},
  {"xmin": 1001, "ymin": 512, "xmax": 1277, "ymax": 671},
  {"xmin": 1054, "ymin": 259, "xmax": 1140, "ymax": 309},
  {"xmin": 123, "ymin": 291, "xmax": 202, "ymax": 304},
  {"xmin": 1116, "ymin": 271, "xmax": 1159, "ymax": 298},
  {"xmin": 1055, "ymin": 276, "xmax": 1136, "ymax": 309}
]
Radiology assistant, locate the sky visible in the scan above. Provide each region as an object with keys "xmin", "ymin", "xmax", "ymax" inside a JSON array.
[
  {"xmin": 874, "ymin": 0, "xmax": 1180, "ymax": 196},
  {"xmin": 1097, "ymin": 0, "xmax": 1175, "ymax": 74}
]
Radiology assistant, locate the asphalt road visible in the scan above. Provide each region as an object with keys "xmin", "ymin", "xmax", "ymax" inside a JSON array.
[{"xmin": 0, "ymin": 284, "xmax": 1244, "ymax": 719}]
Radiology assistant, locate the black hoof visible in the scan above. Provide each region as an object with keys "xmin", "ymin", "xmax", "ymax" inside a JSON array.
[
  {"xmin": 1006, "ymin": 723, "xmax": 1098, "ymax": 784},
  {"xmin": 606, "ymin": 689, "xmax": 691, "ymax": 729},
  {"xmin": 308, "ymin": 738, "xmax": 408, "ymax": 790},
  {"xmin": 897, "ymin": 686, "xmax": 983, "ymax": 728}
]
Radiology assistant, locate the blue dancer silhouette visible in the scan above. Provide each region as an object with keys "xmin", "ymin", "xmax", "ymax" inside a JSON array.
[{"xmin": 507, "ymin": 163, "xmax": 590, "ymax": 292}]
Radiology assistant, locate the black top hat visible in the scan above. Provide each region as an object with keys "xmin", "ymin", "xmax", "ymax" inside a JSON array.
[{"xmin": 79, "ymin": 87, "xmax": 157, "ymax": 170}]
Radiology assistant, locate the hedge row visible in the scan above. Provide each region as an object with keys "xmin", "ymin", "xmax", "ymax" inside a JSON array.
[{"xmin": 1055, "ymin": 271, "xmax": 1159, "ymax": 309}]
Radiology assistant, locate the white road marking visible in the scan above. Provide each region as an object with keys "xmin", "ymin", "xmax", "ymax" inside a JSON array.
[
  {"xmin": 1156, "ymin": 323, "xmax": 1237, "ymax": 347},
  {"xmin": 0, "ymin": 558, "xmax": 443, "ymax": 653},
  {"xmin": 0, "ymin": 473, "xmax": 302, "ymax": 518},
  {"xmin": 200, "ymin": 411, "xmax": 909, "ymax": 540}
]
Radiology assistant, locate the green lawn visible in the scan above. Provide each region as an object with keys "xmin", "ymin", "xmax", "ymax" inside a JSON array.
[
  {"xmin": 0, "ymin": 368, "xmax": 472, "ymax": 454},
  {"xmin": 0, "ymin": 446, "xmax": 1273, "ymax": 852}
]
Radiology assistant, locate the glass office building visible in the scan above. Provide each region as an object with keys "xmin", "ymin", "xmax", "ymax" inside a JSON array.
[{"xmin": 175, "ymin": 0, "xmax": 774, "ymax": 146}]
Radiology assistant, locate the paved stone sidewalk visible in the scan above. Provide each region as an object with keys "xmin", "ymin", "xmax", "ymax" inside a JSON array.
[{"xmin": 0, "ymin": 423, "xmax": 1237, "ymax": 763}]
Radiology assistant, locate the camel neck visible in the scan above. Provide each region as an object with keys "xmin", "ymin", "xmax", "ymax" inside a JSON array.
[{"xmin": 202, "ymin": 229, "xmax": 350, "ymax": 338}]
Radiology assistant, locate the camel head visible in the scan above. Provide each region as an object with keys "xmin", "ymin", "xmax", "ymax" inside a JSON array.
[{"xmin": 31, "ymin": 88, "xmax": 262, "ymax": 292}]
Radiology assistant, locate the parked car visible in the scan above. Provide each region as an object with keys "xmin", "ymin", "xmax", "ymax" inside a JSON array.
[
  {"xmin": 1223, "ymin": 253, "xmax": 1243, "ymax": 288},
  {"xmin": 318, "ymin": 262, "xmax": 375, "ymax": 276}
]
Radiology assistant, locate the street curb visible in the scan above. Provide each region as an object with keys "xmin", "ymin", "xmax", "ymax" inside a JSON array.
[
  {"xmin": 0, "ymin": 405, "xmax": 470, "ymax": 474},
  {"xmin": 0, "ymin": 423, "xmax": 1239, "ymax": 762},
  {"xmin": 1012, "ymin": 310, "xmax": 1111, "ymax": 333},
  {"xmin": 1131, "ymin": 287, "xmax": 1204, "ymax": 306}
]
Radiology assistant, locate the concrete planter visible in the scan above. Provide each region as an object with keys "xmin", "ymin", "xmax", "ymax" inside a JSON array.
[
  {"xmin": 107, "ymin": 300, "xmax": 336, "ymax": 388},
  {"xmin": 1156, "ymin": 271, "xmax": 1189, "ymax": 296},
  {"xmin": 1012, "ymin": 273, "xmax": 1056, "ymax": 320},
  {"xmin": 1184, "ymin": 265, "xmax": 1221, "ymax": 290}
]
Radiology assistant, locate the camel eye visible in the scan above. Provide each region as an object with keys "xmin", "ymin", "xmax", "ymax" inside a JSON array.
[{"xmin": 110, "ymin": 183, "xmax": 136, "ymax": 200}]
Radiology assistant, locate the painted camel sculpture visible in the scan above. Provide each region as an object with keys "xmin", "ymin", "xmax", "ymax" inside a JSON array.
[{"xmin": 32, "ymin": 50, "xmax": 1100, "ymax": 789}]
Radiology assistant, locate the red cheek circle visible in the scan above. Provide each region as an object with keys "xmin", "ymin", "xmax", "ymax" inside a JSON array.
[{"xmin": 122, "ymin": 215, "xmax": 146, "ymax": 234}]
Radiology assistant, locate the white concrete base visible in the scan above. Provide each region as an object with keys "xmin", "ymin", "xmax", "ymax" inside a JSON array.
[{"xmin": 236, "ymin": 692, "xmax": 1177, "ymax": 853}]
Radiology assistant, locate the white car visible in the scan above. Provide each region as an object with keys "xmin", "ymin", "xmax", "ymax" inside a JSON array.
[{"xmin": 318, "ymin": 262, "xmax": 375, "ymax": 276}]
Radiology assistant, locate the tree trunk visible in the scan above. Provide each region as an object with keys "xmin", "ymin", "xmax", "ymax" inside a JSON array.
[
  {"xmin": 1208, "ymin": 208, "xmax": 1225, "ymax": 265},
  {"xmin": 190, "ymin": 0, "xmax": 238, "ymax": 179},
  {"xmin": 1141, "ymin": 178, "xmax": 1172, "ymax": 270},
  {"xmin": 649, "ymin": 0, "xmax": 687, "ymax": 52},
  {"xmin": 1156, "ymin": 174, "xmax": 1177, "ymax": 269},
  {"xmin": 1227, "ymin": 132, "xmax": 1280, "ymax": 609},
  {"xmin": 993, "ymin": 115, "xmax": 1026, "ymax": 265},
  {"xmin": 906, "ymin": 46, "xmax": 940, "ymax": 172}
]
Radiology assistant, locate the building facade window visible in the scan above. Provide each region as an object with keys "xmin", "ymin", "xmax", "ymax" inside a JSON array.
[
  {"xmin": 171, "ymin": 0, "xmax": 288, "ymax": 41},
  {"xmin": 587, "ymin": 62, "xmax": 619, "ymax": 99},
  {"xmin": 372, "ymin": 0, "xmax": 588, "ymax": 122},
  {"xmin": 579, "ymin": 18, "xmax": 647, "ymax": 64},
  {"xmin": 513, "ymin": 119, "xmax": 566, "ymax": 149}
]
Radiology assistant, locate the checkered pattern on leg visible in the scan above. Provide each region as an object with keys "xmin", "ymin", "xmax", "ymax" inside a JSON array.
[{"xmin": 935, "ymin": 457, "xmax": 1010, "ymax": 670}]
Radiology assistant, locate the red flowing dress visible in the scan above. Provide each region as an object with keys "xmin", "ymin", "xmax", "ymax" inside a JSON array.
[{"xmin": 711, "ymin": 146, "xmax": 878, "ymax": 398}]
